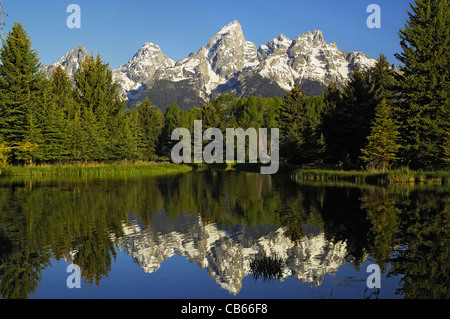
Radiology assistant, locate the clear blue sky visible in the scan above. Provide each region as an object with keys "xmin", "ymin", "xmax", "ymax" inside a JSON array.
[{"xmin": 2, "ymin": 0, "xmax": 413, "ymax": 69}]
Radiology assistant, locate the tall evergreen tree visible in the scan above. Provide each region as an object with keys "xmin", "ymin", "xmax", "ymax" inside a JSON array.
[
  {"xmin": 74, "ymin": 53, "xmax": 127, "ymax": 160},
  {"xmin": 321, "ymin": 82, "xmax": 342, "ymax": 164},
  {"xmin": 279, "ymin": 84, "xmax": 325, "ymax": 165},
  {"xmin": 0, "ymin": 22, "xmax": 47, "ymax": 163},
  {"xmin": 394, "ymin": 0, "xmax": 450, "ymax": 169},
  {"xmin": 201, "ymin": 99, "xmax": 229, "ymax": 131},
  {"xmin": 32, "ymin": 67, "xmax": 75, "ymax": 162},
  {"xmin": 279, "ymin": 84, "xmax": 307, "ymax": 163},
  {"xmin": 369, "ymin": 54, "xmax": 396, "ymax": 103},
  {"xmin": 160, "ymin": 103, "xmax": 182, "ymax": 157},
  {"xmin": 360, "ymin": 99, "xmax": 401, "ymax": 171},
  {"xmin": 322, "ymin": 68, "xmax": 377, "ymax": 168},
  {"xmin": 49, "ymin": 66, "xmax": 79, "ymax": 160},
  {"xmin": 136, "ymin": 97, "xmax": 163, "ymax": 160}
]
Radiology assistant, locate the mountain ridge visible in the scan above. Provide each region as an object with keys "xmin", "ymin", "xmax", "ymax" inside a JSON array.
[{"xmin": 42, "ymin": 21, "xmax": 382, "ymax": 111}]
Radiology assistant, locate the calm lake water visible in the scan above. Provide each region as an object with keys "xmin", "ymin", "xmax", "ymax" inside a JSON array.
[{"xmin": 0, "ymin": 170, "xmax": 448, "ymax": 299}]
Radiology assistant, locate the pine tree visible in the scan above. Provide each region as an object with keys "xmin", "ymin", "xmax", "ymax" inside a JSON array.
[
  {"xmin": 369, "ymin": 54, "xmax": 396, "ymax": 103},
  {"xmin": 321, "ymin": 82, "xmax": 341, "ymax": 164},
  {"xmin": 111, "ymin": 108, "xmax": 137, "ymax": 161},
  {"xmin": 50, "ymin": 66, "xmax": 79, "ymax": 160},
  {"xmin": 160, "ymin": 103, "xmax": 181, "ymax": 156},
  {"xmin": 0, "ymin": 22, "xmax": 47, "ymax": 163},
  {"xmin": 125, "ymin": 108, "xmax": 145, "ymax": 160},
  {"xmin": 202, "ymin": 99, "xmax": 228, "ymax": 130},
  {"xmin": 321, "ymin": 68, "xmax": 377, "ymax": 168},
  {"xmin": 35, "ymin": 69, "xmax": 73, "ymax": 162},
  {"xmin": 279, "ymin": 84, "xmax": 307, "ymax": 163},
  {"xmin": 394, "ymin": 0, "xmax": 450, "ymax": 169},
  {"xmin": 74, "ymin": 53, "xmax": 127, "ymax": 160},
  {"xmin": 360, "ymin": 99, "xmax": 401, "ymax": 171},
  {"xmin": 279, "ymin": 84, "xmax": 327, "ymax": 165},
  {"xmin": 136, "ymin": 97, "xmax": 163, "ymax": 160}
]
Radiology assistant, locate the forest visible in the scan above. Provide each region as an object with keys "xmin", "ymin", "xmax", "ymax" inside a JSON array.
[{"xmin": 0, "ymin": 0, "xmax": 448, "ymax": 172}]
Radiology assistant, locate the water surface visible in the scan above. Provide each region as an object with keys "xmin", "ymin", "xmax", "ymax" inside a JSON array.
[{"xmin": 0, "ymin": 170, "xmax": 448, "ymax": 299}]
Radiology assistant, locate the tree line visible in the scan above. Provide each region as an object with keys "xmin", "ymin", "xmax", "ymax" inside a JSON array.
[{"xmin": 0, "ymin": 0, "xmax": 448, "ymax": 171}]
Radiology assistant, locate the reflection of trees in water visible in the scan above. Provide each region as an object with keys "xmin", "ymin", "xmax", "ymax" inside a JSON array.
[
  {"xmin": 319, "ymin": 186, "xmax": 373, "ymax": 269},
  {"xmin": 159, "ymin": 171, "xmax": 281, "ymax": 227},
  {"xmin": 361, "ymin": 188, "xmax": 400, "ymax": 273},
  {"xmin": 0, "ymin": 173, "xmax": 448, "ymax": 298},
  {"xmin": 0, "ymin": 180, "xmax": 132, "ymax": 297},
  {"xmin": 358, "ymin": 186, "xmax": 450, "ymax": 299},
  {"xmin": 388, "ymin": 190, "xmax": 450, "ymax": 299}
]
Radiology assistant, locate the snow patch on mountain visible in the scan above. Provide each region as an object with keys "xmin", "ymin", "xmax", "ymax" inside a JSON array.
[{"xmin": 42, "ymin": 21, "xmax": 379, "ymax": 109}]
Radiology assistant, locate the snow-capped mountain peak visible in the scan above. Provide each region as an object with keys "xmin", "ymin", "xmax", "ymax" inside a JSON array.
[
  {"xmin": 42, "ymin": 45, "xmax": 90, "ymax": 78},
  {"xmin": 112, "ymin": 42, "xmax": 176, "ymax": 100},
  {"xmin": 43, "ymin": 21, "xmax": 380, "ymax": 111},
  {"xmin": 214, "ymin": 20, "xmax": 243, "ymax": 38}
]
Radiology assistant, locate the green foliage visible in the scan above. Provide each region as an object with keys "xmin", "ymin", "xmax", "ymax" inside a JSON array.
[
  {"xmin": 360, "ymin": 99, "xmax": 401, "ymax": 171},
  {"xmin": 389, "ymin": 190, "xmax": 450, "ymax": 298},
  {"xmin": 0, "ymin": 22, "xmax": 47, "ymax": 163},
  {"xmin": 50, "ymin": 66, "xmax": 83, "ymax": 160},
  {"xmin": 394, "ymin": 0, "xmax": 450, "ymax": 170},
  {"xmin": 0, "ymin": 145, "xmax": 8, "ymax": 176},
  {"xmin": 0, "ymin": 17, "xmax": 447, "ymax": 171},
  {"xmin": 361, "ymin": 188, "xmax": 400, "ymax": 272},
  {"xmin": 250, "ymin": 254, "xmax": 285, "ymax": 282},
  {"xmin": 322, "ymin": 68, "xmax": 378, "ymax": 168},
  {"xmin": 132, "ymin": 97, "xmax": 163, "ymax": 160},
  {"xmin": 279, "ymin": 84, "xmax": 325, "ymax": 165},
  {"xmin": 12, "ymin": 141, "xmax": 39, "ymax": 164},
  {"xmin": 74, "ymin": 53, "xmax": 128, "ymax": 161}
]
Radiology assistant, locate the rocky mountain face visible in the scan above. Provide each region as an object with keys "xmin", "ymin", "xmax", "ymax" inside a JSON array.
[
  {"xmin": 117, "ymin": 213, "xmax": 351, "ymax": 296},
  {"xmin": 43, "ymin": 21, "xmax": 379, "ymax": 112},
  {"xmin": 42, "ymin": 45, "xmax": 90, "ymax": 79}
]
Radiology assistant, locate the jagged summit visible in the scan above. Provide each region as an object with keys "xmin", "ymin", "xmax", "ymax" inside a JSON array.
[
  {"xmin": 215, "ymin": 20, "xmax": 243, "ymax": 36},
  {"xmin": 133, "ymin": 43, "xmax": 166, "ymax": 59},
  {"xmin": 42, "ymin": 45, "xmax": 89, "ymax": 78},
  {"xmin": 301, "ymin": 29, "xmax": 325, "ymax": 43},
  {"xmin": 112, "ymin": 42, "xmax": 176, "ymax": 100},
  {"xmin": 43, "ymin": 21, "xmax": 378, "ymax": 111}
]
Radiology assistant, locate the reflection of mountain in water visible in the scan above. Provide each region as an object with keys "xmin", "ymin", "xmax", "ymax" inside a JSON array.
[{"xmin": 119, "ymin": 212, "xmax": 349, "ymax": 295}]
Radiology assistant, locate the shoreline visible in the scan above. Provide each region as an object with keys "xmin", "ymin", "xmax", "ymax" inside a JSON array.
[
  {"xmin": 1, "ymin": 162, "xmax": 449, "ymax": 187},
  {"xmin": 291, "ymin": 168, "xmax": 450, "ymax": 186},
  {"xmin": 0, "ymin": 161, "xmax": 193, "ymax": 178}
]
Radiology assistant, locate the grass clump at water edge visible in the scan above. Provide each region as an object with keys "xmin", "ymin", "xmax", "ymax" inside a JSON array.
[
  {"xmin": 291, "ymin": 168, "xmax": 450, "ymax": 186},
  {"xmin": 0, "ymin": 161, "xmax": 193, "ymax": 178}
]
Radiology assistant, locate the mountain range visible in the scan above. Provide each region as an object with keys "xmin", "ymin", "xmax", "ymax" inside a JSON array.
[{"xmin": 42, "ymin": 20, "xmax": 380, "ymax": 112}]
